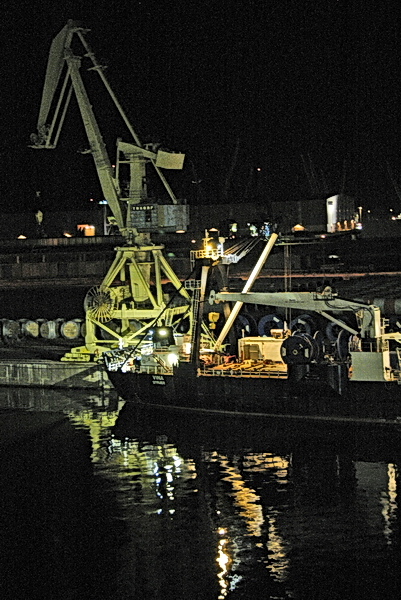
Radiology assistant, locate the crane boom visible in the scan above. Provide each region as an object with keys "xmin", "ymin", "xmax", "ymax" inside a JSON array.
[
  {"xmin": 214, "ymin": 290, "xmax": 382, "ymax": 339},
  {"xmin": 67, "ymin": 50, "xmax": 126, "ymax": 232},
  {"xmin": 30, "ymin": 20, "xmax": 186, "ymax": 240}
]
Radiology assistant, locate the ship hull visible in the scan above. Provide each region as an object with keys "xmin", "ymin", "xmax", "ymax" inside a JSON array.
[{"xmin": 106, "ymin": 363, "xmax": 401, "ymax": 426}]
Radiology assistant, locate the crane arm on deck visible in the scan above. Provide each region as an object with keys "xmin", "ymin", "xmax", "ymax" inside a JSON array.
[{"xmin": 213, "ymin": 290, "xmax": 383, "ymax": 339}]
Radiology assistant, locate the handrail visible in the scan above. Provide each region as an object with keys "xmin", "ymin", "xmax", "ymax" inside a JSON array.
[{"xmin": 199, "ymin": 366, "xmax": 287, "ymax": 379}]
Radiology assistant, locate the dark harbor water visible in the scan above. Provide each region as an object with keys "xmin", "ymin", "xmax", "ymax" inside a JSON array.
[{"xmin": 0, "ymin": 388, "xmax": 400, "ymax": 599}]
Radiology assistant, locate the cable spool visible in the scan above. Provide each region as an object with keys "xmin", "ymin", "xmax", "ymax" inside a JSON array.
[
  {"xmin": 388, "ymin": 316, "xmax": 401, "ymax": 333},
  {"xmin": 99, "ymin": 319, "xmax": 121, "ymax": 340},
  {"xmin": 336, "ymin": 329, "xmax": 351, "ymax": 360},
  {"xmin": 19, "ymin": 319, "xmax": 40, "ymax": 338},
  {"xmin": 290, "ymin": 314, "xmax": 315, "ymax": 335},
  {"xmin": 129, "ymin": 319, "xmax": 144, "ymax": 333},
  {"xmin": 60, "ymin": 319, "xmax": 84, "ymax": 341},
  {"xmin": 1, "ymin": 319, "xmax": 22, "ymax": 345},
  {"xmin": 280, "ymin": 333, "xmax": 314, "ymax": 364},
  {"xmin": 313, "ymin": 330, "xmax": 325, "ymax": 362},
  {"xmin": 325, "ymin": 320, "xmax": 348, "ymax": 342},
  {"xmin": 40, "ymin": 319, "xmax": 60, "ymax": 340},
  {"xmin": 242, "ymin": 313, "xmax": 258, "ymax": 335},
  {"xmin": 258, "ymin": 314, "xmax": 284, "ymax": 336},
  {"xmin": 235, "ymin": 314, "xmax": 257, "ymax": 337},
  {"xmin": 293, "ymin": 332, "xmax": 319, "ymax": 362}
]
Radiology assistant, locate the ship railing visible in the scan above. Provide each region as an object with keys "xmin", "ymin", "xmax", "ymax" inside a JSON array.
[
  {"xmin": 361, "ymin": 340, "xmax": 376, "ymax": 352},
  {"xmin": 103, "ymin": 349, "xmax": 132, "ymax": 371},
  {"xmin": 190, "ymin": 249, "xmax": 241, "ymax": 268},
  {"xmin": 140, "ymin": 365, "xmax": 174, "ymax": 375},
  {"xmin": 200, "ymin": 366, "xmax": 287, "ymax": 379},
  {"xmin": 107, "ymin": 361, "xmax": 174, "ymax": 375}
]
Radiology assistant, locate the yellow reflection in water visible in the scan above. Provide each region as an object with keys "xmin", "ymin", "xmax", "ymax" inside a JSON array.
[
  {"xmin": 218, "ymin": 456, "xmax": 264, "ymax": 537},
  {"xmin": 69, "ymin": 409, "xmax": 293, "ymax": 592},
  {"xmin": 266, "ymin": 513, "xmax": 290, "ymax": 582},
  {"xmin": 209, "ymin": 452, "xmax": 291, "ymax": 586},
  {"xmin": 68, "ymin": 406, "xmax": 196, "ymax": 510},
  {"xmin": 68, "ymin": 401, "xmax": 124, "ymax": 463}
]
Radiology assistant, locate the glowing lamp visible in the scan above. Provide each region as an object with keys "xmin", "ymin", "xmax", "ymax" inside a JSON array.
[{"xmin": 167, "ymin": 353, "xmax": 179, "ymax": 366}]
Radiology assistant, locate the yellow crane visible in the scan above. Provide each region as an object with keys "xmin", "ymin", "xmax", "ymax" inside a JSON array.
[{"xmin": 30, "ymin": 20, "xmax": 191, "ymax": 359}]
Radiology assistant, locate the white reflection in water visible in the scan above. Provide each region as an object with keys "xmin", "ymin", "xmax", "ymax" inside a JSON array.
[
  {"xmin": 216, "ymin": 530, "xmax": 231, "ymax": 599},
  {"xmin": 381, "ymin": 463, "xmax": 398, "ymax": 544},
  {"xmin": 356, "ymin": 460, "xmax": 399, "ymax": 547},
  {"xmin": 64, "ymin": 405, "xmax": 400, "ymax": 599}
]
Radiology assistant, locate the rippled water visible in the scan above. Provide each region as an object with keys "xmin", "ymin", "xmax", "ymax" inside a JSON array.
[{"xmin": 0, "ymin": 388, "xmax": 400, "ymax": 599}]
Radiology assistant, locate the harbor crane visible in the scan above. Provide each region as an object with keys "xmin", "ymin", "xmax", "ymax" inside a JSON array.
[{"xmin": 30, "ymin": 20, "xmax": 192, "ymax": 359}]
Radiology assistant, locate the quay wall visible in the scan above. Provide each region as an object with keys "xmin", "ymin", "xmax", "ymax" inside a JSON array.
[{"xmin": 0, "ymin": 359, "xmax": 112, "ymax": 390}]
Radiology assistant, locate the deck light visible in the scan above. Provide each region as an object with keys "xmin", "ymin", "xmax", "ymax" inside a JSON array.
[{"xmin": 167, "ymin": 353, "xmax": 179, "ymax": 366}]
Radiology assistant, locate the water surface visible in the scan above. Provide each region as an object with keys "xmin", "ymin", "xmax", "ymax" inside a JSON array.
[{"xmin": 0, "ymin": 388, "xmax": 400, "ymax": 599}]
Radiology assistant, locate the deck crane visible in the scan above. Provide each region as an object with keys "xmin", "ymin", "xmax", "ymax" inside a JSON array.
[
  {"xmin": 30, "ymin": 20, "xmax": 191, "ymax": 359},
  {"xmin": 213, "ymin": 288, "xmax": 401, "ymax": 385}
]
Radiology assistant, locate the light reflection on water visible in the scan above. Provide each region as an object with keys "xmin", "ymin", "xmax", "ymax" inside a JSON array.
[{"xmin": 1, "ymin": 388, "xmax": 400, "ymax": 599}]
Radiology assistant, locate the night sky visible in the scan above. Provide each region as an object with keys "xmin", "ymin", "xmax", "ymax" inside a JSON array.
[{"xmin": 1, "ymin": 0, "xmax": 401, "ymax": 214}]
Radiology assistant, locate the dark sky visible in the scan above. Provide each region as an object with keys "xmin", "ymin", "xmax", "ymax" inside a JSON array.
[{"xmin": 1, "ymin": 0, "xmax": 401, "ymax": 213}]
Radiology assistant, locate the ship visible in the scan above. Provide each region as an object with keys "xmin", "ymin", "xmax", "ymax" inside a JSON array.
[{"xmin": 103, "ymin": 233, "xmax": 401, "ymax": 427}]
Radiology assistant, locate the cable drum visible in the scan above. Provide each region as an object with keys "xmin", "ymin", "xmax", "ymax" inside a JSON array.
[
  {"xmin": 60, "ymin": 319, "xmax": 84, "ymax": 340},
  {"xmin": 293, "ymin": 332, "xmax": 320, "ymax": 361},
  {"xmin": 84, "ymin": 286, "xmax": 116, "ymax": 323},
  {"xmin": 1, "ymin": 319, "xmax": 22, "ymax": 345},
  {"xmin": 313, "ymin": 330, "xmax": 325, "ymax": 362},
  {"xmin": 388, "ymin": 316, "xmax": 401, "ymax": 333},
  {"xmin": 129, "ymin": 319, "xmax": 144, "ymax": 333},
  {"xmin": 99, "ymin": 319, "xmax": 121, "ymax": 340},
  {"xmin": 40, "ymin": 320, "xmax": 61, "ymax": 340},
  {"xmin": 293, "ymin": 331, "xmax": 320, "ymax": 362},
  {"xmin": 325, "ymin": 320, "xmax": 348, "ymax": 342},
  {"xmin": 176, "ymin": 317, "xmax": 190, "ymax": 334},
  {"xmin": 258, "ymin": 314, "xmax": 284, "ymax": 336},
  {"xmin": 235, "ymin": 314, "xmax": 257, "ymax": 337},
  {"xmin": 280, "ymin": 333, "xmax": 314, "ymax": 364},
  {"xmin": 19, "ymin": 319, "xmax": 40, "ymax": 338},
  {"xmin": 290, "ymin": 314, "xmax": 316, "ymax": 335},
  {"xmin": 242, "ymin": 313, "xmax": 258, "ymax": 335},
  {"xmin": 336, "ymin": 329, "xmax": 351, "ymax": 360}
]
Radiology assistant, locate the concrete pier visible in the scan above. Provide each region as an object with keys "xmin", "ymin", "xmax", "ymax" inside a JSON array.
[{"xmin": 0, "ymin": 358, "xmax": 112, "ymax": 390}]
